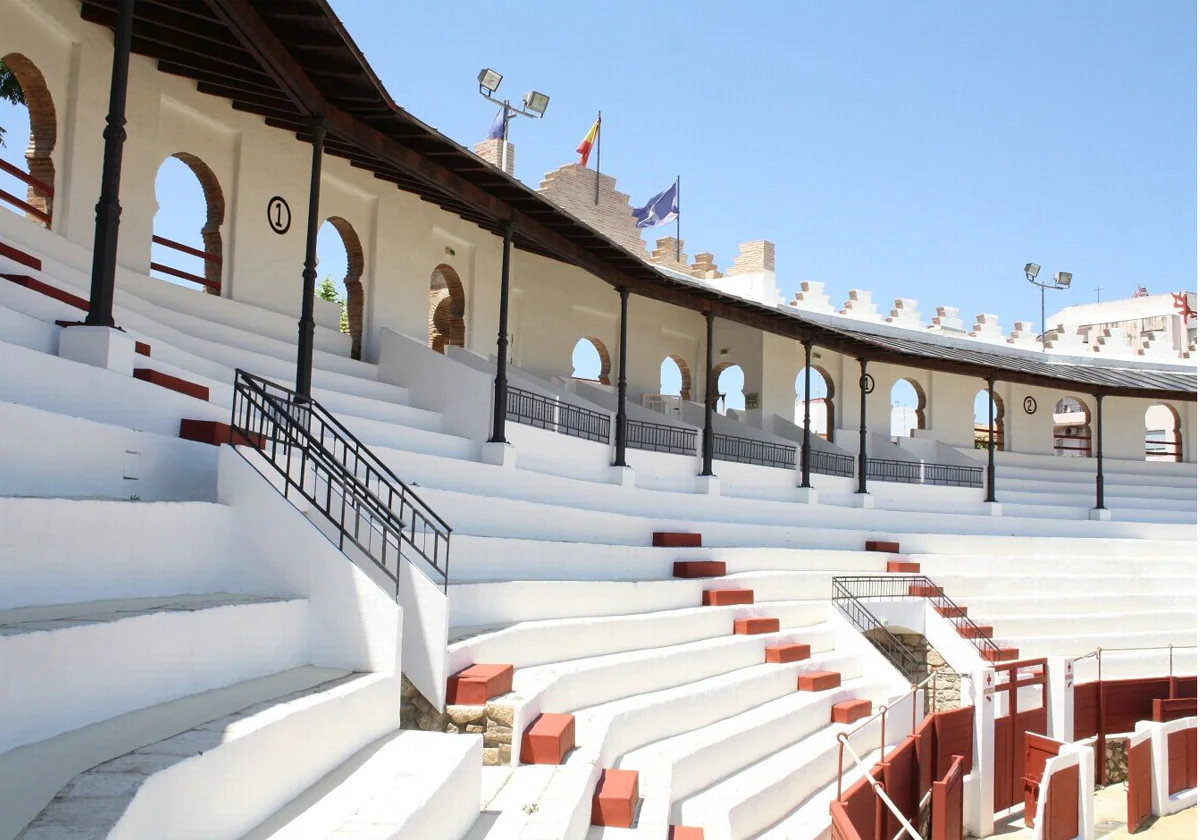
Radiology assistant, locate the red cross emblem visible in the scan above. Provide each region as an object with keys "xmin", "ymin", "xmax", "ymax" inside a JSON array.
[{"xmin": 1173, "ymin": 292, "xmax": 1196, "ymax": 322}]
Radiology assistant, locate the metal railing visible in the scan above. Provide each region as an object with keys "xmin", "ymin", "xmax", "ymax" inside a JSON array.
[
  {"xmin": 0, "ymin": 158, "xmax": 53, "ymax": 226},
  {"xmin": 832, "ymin": 577, "xmax": 929, "ymax": 681},
  {"xmin": 1145, "ymin": 436, "xmax": 1182, "ymax": 462},
  {"xmin": 506, "ymin": 385, "xmax": 610, "ymax": 443},
  {"xmin": 809, "ymin": 448, "xmax": 856, "ymax": 478},
  {"xmin": 231, "ymin": 369, "xmax": 451, "ymax": 592},
  {"xmin": 151, "ymin": 234, "xmax": 221, "ymax": 292},
  {"xmin": 865, "ymin": 457, "xmax": 921, "ymax": 484},
  {"xmin": 626, "ymin": 417, "xmax": 697, "ymax": 455},
  {"xmin": 922, "ymin": 462, "xmax": 984, "ymax": 488},
  {"xmin": 713, "ymin": 433, "xmax": 796, "ymax": 470},
  {"xmin": 834, "ymin": 575, "xmax": 1004, "ymax": 661}
]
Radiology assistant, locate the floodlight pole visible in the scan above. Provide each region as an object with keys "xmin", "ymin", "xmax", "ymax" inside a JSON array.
[
  {"xmin": 479, "ymin": 88, "xmax": 543, "ymax": 175},
  {"xmin": 1027, "ymin": 273, "xmax": 1067, "ymax": 352}
]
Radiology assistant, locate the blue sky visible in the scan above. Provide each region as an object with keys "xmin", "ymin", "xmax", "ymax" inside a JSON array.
[{"xmin": 1, "ymin": 1, "xmax": 1194, "ymax": 411}]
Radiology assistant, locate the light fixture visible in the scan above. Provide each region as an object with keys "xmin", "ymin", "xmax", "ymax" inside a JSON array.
[
  {"xmin": 477, "ymin": 68, "xmax": 502, "ymax": 94},
  {"xmin": 1025, "ymin": 263, "xmax": 1041, "ymax": 280},
  {"xmin": 1024, "ymin": 262, "xmax": 1073, "ymax": 352},
  {"xmin": 1054, "ymin": 271, "xmax": 1072, "ymax": 288},
  {"xmin": 522, "ymin": 90, "xmax": 550, "ymax": 117}
]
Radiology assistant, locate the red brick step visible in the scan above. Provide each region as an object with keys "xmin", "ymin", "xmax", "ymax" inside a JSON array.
[
  {"xmin": 982, "ymin": 648, "xmax": 1020, "ymax": 662},
  {"xmin": 865, "ymin": 540, "xmax": 900, "ymax": 553},
  {"xmin": 957, "ymin": 624, "xmax": 993, "ymax": 640},
  {"xmin": 673, "ymin": 560, "xmax": 726, "ymax": 579},
  {"xmin": 179, "ymin": 419, "xmax": 264, "ymax": 448},
  {"xmin": 832, "ymin": 699, "xmax": 873, "ymax": 724},
  {"xmin": 887, "ymin": 560, "xmax": 921, "ymax": 573},
  {"xmin": 733, "ymin": 617, "xmax": 779, "ymax": 635},
  {"xmin": 133, "ymin": 368, "xmax": 210, "ymax": 402},
  {"xmin": 0, "ymin": 241, "xmax": 41, "ymax": 271},
  {"xmin": 592, "ymin": 768, "xmax": 639, "ymax": 828},
  {"xmin": 765, "ymin": 643, "xmax": 811, "ymax": 664},
  {"xmin": 908, "ymin": 584, "xmax": 944, "ymax": 598},
  {"xmin": 653, "ymin": 532, "xmax": 702, "ymax": 548},
  {"xmin": 669, "ymin": 828, "xmax": 705, "ymax": 840},
  {"xmin": 797, "ymin": 671, "xmax": 842, "ymax": 691},
  {"xmin": 445, "ymin": 663, "xmax": 514, "ymax": 705},
  {"xmin": 935, "ymin": 605, "xmax": 967, "ymax": 618},
  {"xmin": 520, "ymin": 713, "xmax": 575, "ymax": 765},
  {"xmin": 702, "ymin": 589, "xmax": 753, "ymax": 607},
  {"xmin": 4, "ymin": 273, "xmax": 87, "ymax": 310}
]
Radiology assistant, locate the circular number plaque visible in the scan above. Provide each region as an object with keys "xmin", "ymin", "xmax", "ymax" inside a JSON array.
[
  {"xmin": 1023, "ymin": 395, "xmax": 1037, "ymax": 415},
  {"xmin": 862, "ymin": 374, "xmax": 876, "ymax": 394},
  {"xmin": 267, "ymin": 196, "xmax": 291, "ymax": 235}
]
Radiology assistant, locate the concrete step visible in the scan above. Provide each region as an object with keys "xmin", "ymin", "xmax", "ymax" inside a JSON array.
[
  {"xmin": 984, "ymin": 610, "xmax": 1195, "ymax": 639},
  {"xmin": 241, "ymin": 729, "xmax": 481, "ymax": 840},
  {"xmin": 18, "ymin": 670, "xmax": 395, "ymax": 840},
  {"xmin": 0, "ymin": 593, "xmax": 309, "ymax": 753},
  {"xmin": 955, "ymin": 591, "xmax": 1196, "ymax": 618},
  {"xmin": 1000, "ymin": 626, "xmax": 1196, "ymax": 658}
]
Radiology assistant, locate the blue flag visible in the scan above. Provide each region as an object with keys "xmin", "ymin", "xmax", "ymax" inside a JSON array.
[
  {"xmin": 632, "ymin": 180, "xmax": 679, "ymax": 229},
  {"xmin": 487, "ymin": 109, "xmax": 505, "ymax": 140}
]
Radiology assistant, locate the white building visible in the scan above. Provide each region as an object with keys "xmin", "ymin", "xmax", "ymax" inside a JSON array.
[{"xmin": 1047, "ymin": 291, "xmax": 1197, "ymax": 357}]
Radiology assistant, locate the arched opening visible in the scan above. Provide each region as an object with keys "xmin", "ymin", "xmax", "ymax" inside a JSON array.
[
  {"xmin": 316, "ymin": 217, "xmax": 364, "ymax": 359},
  {"xmin": 973, "ymin": 390, "xmax": 1005, "ymax": 451},
  {"xmin": 428, "ymin": 264, "xmax": 465, "ymax": 354},
  {"xmin": 1145, "ymin": 404, "xmax": 1182, "ymax": 462},
  {"xmin": 713, "ymin": 363, "xmax": 744, "ymax": 415},
  {"xmin": 660, "ymin": 354, "xmax": 692, "ymax": 401},
  {"xmin": 571, "ymin": 336, "xmax": 611, "ymax": 384},
  {"xmin": 0, "ymin": 53, "xmax": 56, "ymax": 227},
  {"xmin": 1053, "ymin": 397, "xmax": 1092, "ymax": 457},
  {"xmin": 890, "ymin": 378, "xmax": 927, "ymax": 437},
  {"xmin": 150, "ymin": 153, "xmax": 224, "ymax": 294},
  {"xmin": 795, "ymin": 366, "xmax": 835, "ymax": 440}
]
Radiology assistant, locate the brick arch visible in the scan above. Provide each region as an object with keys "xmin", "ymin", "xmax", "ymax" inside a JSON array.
[
  {"xmin": 796, "ymin": 364, "xmax": 836, "ymax": 441},
  {"xmin": 890, "ymin": 376, "xmax": 928, "ymax": 433},
  {"xmin": 2, "ymin": 53, "xmax": 56, "ymax": 226},
  {"xmin": 573, "ymin": 336, "xmax": 612, "ymax": 385},
  {"xmin": 712, "ymin": 362, "xmax": 745, "ymax": 413},
  {"xmin": 975, "ymin": 389, "xmax": 1005, "ymax": 451},
  {"xmin": 1145, "ymin": 403, "xmax": 1182, "ymax": 462},
  {"xmin": 324, "ymin": 216, "xmax": 365, "ymax": 359},
  {"xmin": 663, "ymin": 354, "xmax": 692, "ymax": 402},
  {"xmin": 166, "ymin": 152, "xmax": 225, "ymax": 295},
  {"xmin": 428, "ymin": 264, "xmax": 465, "ymax": 353},
  {"xmin": 1053, "ymin": 395, "xmax": 1092, "ymax": 457}
]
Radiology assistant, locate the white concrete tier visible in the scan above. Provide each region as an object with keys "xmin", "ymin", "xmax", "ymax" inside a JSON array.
[
  {"xmin": 18, "ymin": 670, "xmax": 396, "ymax": 840},
  {"xmin": 0, "ymin": 593, "xmax": 309, "ymax": 754},
  {"xmin": 242, "ymin": 729, "xmax": 481, "ymax": 840}
]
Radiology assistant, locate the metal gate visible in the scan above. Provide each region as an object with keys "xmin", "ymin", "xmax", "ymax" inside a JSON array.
[
  {"xmin": 1127, "ymin": 735, "xmax": 1153, "ymax": 833},
  {"xmin": 993, "ymin": 658, "xmax": 1049, "ymax": 812}
]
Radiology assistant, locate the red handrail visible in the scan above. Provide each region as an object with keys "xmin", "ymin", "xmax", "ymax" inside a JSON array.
[
  {"xmin": 152, "ymin": 234, "xmax": 221, "ymax": 264},
  {"xmin": 0, "ymin": 158, "xmax": 53, "ymax": 225},
  {"xmin": 149, "ymin": 261, "xmax": 219, "ymax": 291},
  {"xmin": 0, "ymin": 186, "xmax": 50, "ymax": 226}
]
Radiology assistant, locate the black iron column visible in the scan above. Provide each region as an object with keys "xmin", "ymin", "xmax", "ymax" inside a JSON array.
[
  {"xmin": 489, "ymin": 220, "xmax": 515, "ymax": 443},
  {"xmin": 1094, "ymin": 393, "xmax": 1105, "ymax": 510},
  {"xmin": 800, "ymin": 340, "xmax": 814, "ymax": 488},
  {"xmin": 84, "ymin": 0, "xmax": 135, "ymax": 328},
  {"xmin": 613, "ymin": 286, "xmax": 630, "ymax": 467},
  {"xmin": 985, "ymin": 375, "xmax": 998, "ymax": 503},
  {"xmin": 295, "ymin": 119, "xmax": 328, "ymax": 397},
  {"xmin": 857, "ymin": 357, "xmax": 869, "ymax": 494},
  {"xmin": 701, "ymin": 311, "xmax": 716, "ymax": 476}
]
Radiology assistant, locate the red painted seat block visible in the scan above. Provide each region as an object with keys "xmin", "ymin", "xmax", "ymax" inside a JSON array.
[
  {"xmin": 519, "ymin": 713, "xmax": 575, "ymax": 765},
  {"xmin": 733, "ymin": 617, "xmax": 779, "ymax": 635},
  {"xmin": 653, "ymin": 532, "xmax": 702, "ymax": 548},
  {"xmin": 133, "ymin": 368, "xmax": 210, "ymax": 402},
  {"xmin": 134, "ymin": 341, "xmax": 151, "ymax": 357},
  {"xmin": 865, "ymin": 540, "xmax": 901, "ymax": 553},
  {"xmin": 957, "ymin": 624, "xmax": 993, "ymax": 639},
  {"xmin": 591, "ymin": 768, "xmax": 639, "ymax": 828},
  {"xmin": 5, "ymin": 272, "xmax": 87, "ymax": 310},
  {"xmin": 673, "ymin": 560, "xmax": 726, "ymax": 578},
  {"xmin": 765, "ymin": 643, "xmax": 811, "ymax": 663},
  {"xmin": 936, "ymin": 605, "xmax": 967, "ymax": 618},
  {"xmin": 983, "ymin": 647, "xmax": 1020, "ymax": 662},
  {"xmin": 669, "ymin": 828, "xmax": 705, "ymax": 840},
  {"xmin": 907, "ymin": 584, "xmax": 943, "ymax": 597},
  {"xmin": 702, "ymin": 589, "xmax": 754, "ymax": 607},
  {"xmin": 887, "ymin": 560, "xmax": 921, "ymax": 573},
  {"xmin": 797, "ymin": 671, "xmax": 842, "ymax": 691},
  {"xmin": 0, "ymin": 241, "xmax": 42, "ymax": 270},
  {"xmin": 831, "ymin": 699, "xmax": 873, "ymax": 724},
  {"xmin": 179, "ymin": 419, "xmax": 264, "ymax": 448},
  {"xmin": 445, "ymin": 664, "xmax": 514, "ymax": 705}
]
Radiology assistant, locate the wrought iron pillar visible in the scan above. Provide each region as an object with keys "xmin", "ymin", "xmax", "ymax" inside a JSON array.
[
  {"xmin": 857, "ymin": 357, "xmax": 869, "ymax": 494},
  {"xmin": 1094, "ymin": 393, "xmax": 1105, "ymax": 510},
  {"xmin": 295, "ymin": 119, "xmax": 328, "ymax": 397},
  {"xmin": 800, "ymin": 340, "xmax": 814, "ymax": 488},
  {"xmin": 84, "ymin": 0, "xmax": 135, "ymax": 328},
  {"xmin": 985, "ymin": 375, "xmax": 998, "ymax": 503},
  {"xmin": 489, "ymin": 221, "xmax": 514, "ymax": 443},
  {"xmin": 613, "ymin": 286, "xmax": 630, "ymax": 467},
  {"xmin": 701, "ymin": 311, "xmax": 716, "ymax": 476}
]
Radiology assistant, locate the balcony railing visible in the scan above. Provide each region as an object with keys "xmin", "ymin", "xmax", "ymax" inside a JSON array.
[
  {"xmin": 865, "ymin": 457, "xmax": 921, "ymax": 484},
  {"xmin": 151, "ymin": 234, "xmax": 221, "ymax": 292},
  {"xmin": 922, "ymin": 462, "xmax": 984, "ymax": 488},
  {"xmin": 809, "ymin": 448, "xmax": 856, "ymax": 478},
  {"xmin": 506, "ymin": 386, "xmax": 611, "ymax": 443},
  {"xmin": 713, "ymin": 433, "xmax": 796, "ymax": 470},
  {"xmin": 626, "ymin": 418, "xmax": 697, "ymax": 456},
  {"xmin": 0, "ymin": 158, "xmax": 53, "ymax": 227}
]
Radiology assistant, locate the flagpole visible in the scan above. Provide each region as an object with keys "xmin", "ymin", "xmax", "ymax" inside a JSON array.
[
  {"xmin": 675, "ymin": 175, "xmax": 681, "ymax": 262},
  {"xmin": 594, "ymin": 110, "xmax": 601, "ymax": 205}
]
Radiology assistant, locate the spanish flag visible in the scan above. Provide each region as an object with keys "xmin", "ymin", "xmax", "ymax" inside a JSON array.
[{"xmin": 576, "ymin": 116, "xmax": 600, "ymax": 166}]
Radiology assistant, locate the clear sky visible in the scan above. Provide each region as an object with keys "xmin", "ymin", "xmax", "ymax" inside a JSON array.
[{"xmin": 0, "ymin": 0, "xmax": 1194, "ymax": 410}]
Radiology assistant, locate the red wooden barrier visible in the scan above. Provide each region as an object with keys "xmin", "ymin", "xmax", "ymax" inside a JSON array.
[
  {"xmin": 1153, "ymin": 697, "xmax": 1197, "ymax": 722},
  {"xmin": 1166, "ymin": 727, "xmax": 1197, "ymax": 795},
  {"xmin": 1042, "ymin": 762, "xmax": 1080, "ymax": 840},
  {"xmin": 881, "ymin": 737, "xmax": 919, "ymax": 840},
  {"xmin": 1126, "ymin": 737, "xmax": 1153, "ymax": 834},
  {"xmin": 934, "ymin": 705, "xmax": 974, "ymax": 776},
  {"xmin": 1023, "ymin": 733, "xmax": 1064, "ymax": 827},
  {"xmin": 932, "ymin": 755, "xmax": 964, "ymax": 840}
]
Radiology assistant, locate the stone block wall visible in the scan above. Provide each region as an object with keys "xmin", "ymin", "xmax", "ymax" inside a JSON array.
[{"xmin": 401, "ymin": 675, "xmax": 515, "ymax": 765}]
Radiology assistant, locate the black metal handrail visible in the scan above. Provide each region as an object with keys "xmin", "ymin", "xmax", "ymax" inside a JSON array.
[
  {"xmin": 626, "ymin": 418, "xmax": 697, "ymax": 455},
  {"xmin": 507, "ymin": 386, "xmax": 610, "ymax": 443},
  {"xmin": 866, "ymin": 457, "xmax": 921, "ymax": 484},
  {"xmin": 809, "ymin": 448, "xmax": 856, "ymax": 478},
  {"xmin": 713, "ymin": 433, "xmax": 796, "ymax": 470},
  {"xmin": 832, "ymin": 577, "xmax": 928, "ymax": 682},
  {"xmin": 231, "ymin": 369, "xmax": 451, "ymax": 592},
  {"xmin": 863, "ymin": 457, "xmax": 984, "ymax": 488},
  {"xmin": 922, "ymin": 462, "xmax": 984, "ymax": 488},
  {"xmin": 833, "ymin": 575, "xmax": 1003, "ymax": 659}
]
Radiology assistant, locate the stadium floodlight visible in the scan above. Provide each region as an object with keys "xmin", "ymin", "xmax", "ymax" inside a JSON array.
[
  {"xmin": 522, "ymin": 90, "xmax": 550, "ymax": 117},
  {"xmin": 1024, "ymin": 262, "xmax": 1073, "ymax": 352},
  {"xmin": 477, "ymin": 68, "xmax": 503, "ymax": 94},
  {"xmin": 1054, "ymin": 271, "xmax": 1072, "ymax": 288},
  {"xmin": 1024, "ymin": 263, "xmax": 1041, "ymax": 281}
]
